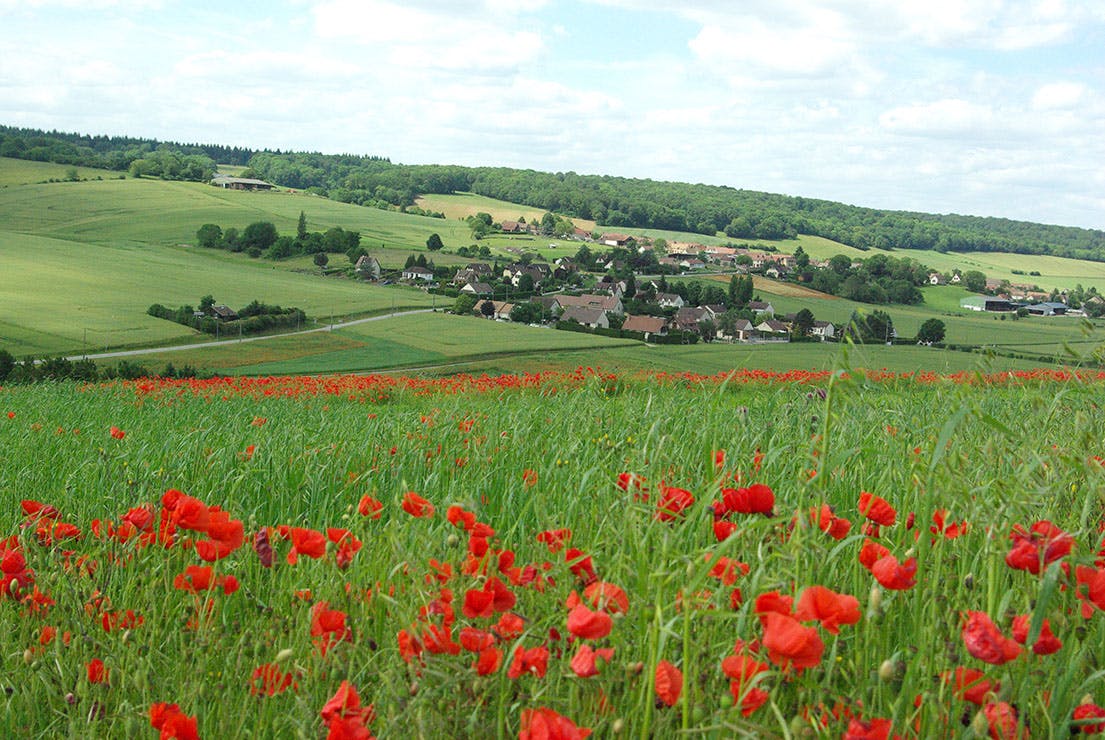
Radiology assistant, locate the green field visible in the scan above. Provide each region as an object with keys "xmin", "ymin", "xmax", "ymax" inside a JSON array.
[
  {"xmin": 0, "ymin": 230, "xmax": 435, "ymax": 356},
  {"xmin": 0, "ymin": 158, "xmax": 119, "ymax": 187}
]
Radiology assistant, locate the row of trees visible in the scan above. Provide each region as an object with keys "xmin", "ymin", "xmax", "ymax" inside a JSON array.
[
  {"xmin": 240, "ymin": 152, "xmax": 1105, "ymax": 261},
  {"xmin": 147, "ymin": 297, "xmax": 306, "ymax": 337},
  {"xmin": 0, "ymin": 127, "xmax": 217, "ymax": 182},
  {"xmin": 0, "ymin": 349, "xmax": 192, "ymax": 384},
  {"xmin": 5, "ymin": 125, "xmax": 1102, "ymax": 261},
  {"xmin": 196, "ymin": 213, "xmax": 364, "ymax": 262}
]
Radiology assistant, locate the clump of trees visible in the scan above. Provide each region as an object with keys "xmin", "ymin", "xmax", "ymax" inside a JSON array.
[
  {"xmin": 147, "ymin": 297, "xmax": 306, "ymax": 337},
  {"xmin": 196, "ymin": 213, "xmax": 362, "ymax": 261}
]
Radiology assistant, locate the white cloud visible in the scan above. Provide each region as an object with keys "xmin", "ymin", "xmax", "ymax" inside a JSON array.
[
  {"xmin": 879, "ymin": 98, "xmax": 998, "ymax": 137},
  {"xmin": 1032, "ymin": 81, "xmax": 1087, "ymax": 110}
]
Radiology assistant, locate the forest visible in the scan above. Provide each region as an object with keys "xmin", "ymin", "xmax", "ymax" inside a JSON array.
[{"xmin": 3, "ymin": 125, "xmax": 1103, "ymax": 261}]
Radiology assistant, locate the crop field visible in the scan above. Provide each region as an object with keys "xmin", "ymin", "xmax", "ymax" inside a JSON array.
[
  {"xmin": 0, "ymin": 231, "xmax": 435, "ymax": 357},
  {"xmin": 0, "ymin": 159, "xmax": 118, "ymax": 187},
  {"xmin": 414, "ymin": 193, "xmax": 599, "ymax": 233},
  {"xmin": 3, "ymin": 370, "xmax": 1105, "ymax": 737}
]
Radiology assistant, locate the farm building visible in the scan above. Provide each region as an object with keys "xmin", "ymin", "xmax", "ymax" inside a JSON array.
[
  {"xmin": 210, "ymin": 176, "xmax": 275, "ymax": 191},
  {"xmin": 961, "ymin": 296, "xmax": 1017, "ymax": 312}
]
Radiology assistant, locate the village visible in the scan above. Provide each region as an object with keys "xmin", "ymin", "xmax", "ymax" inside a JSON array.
[{"xmin": 353, "ymin": 219, "xmax": 1099, "ymax": 345}]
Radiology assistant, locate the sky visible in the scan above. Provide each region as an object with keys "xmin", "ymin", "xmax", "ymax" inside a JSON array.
[{"xmin": 1, "ymin": 0, "xmax": 1103, "ymax": 230}]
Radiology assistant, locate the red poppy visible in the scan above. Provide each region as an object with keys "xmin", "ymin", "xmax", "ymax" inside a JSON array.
[
  {"xmin": 523, "ymin": 468, "xmax": 539, "ymax": 487},
  {"xmin": 843, "ymin": 717, "xmax": 893, "ymax": 740},
  {"xmin": 983, "ymin": 701, "xmax": 1024, "ymax": 740},
  {"xmin": 1074, "ymin": 565, "xmax": 1105, "ymax": 618},
  {"xmin": 706, "ymin": 555, "xmax": 750, "ymax": 586},
  {"xmin": 86, "ymin": 658, "xmax": 109, "ymax": 685},
  {"xmin": 251, "ymin": 663, "xmax": 297, "ymax": 696},
  {"xmin": 320, "ymin": 680, "xmax": 375, "ymax": 738},
  {"xmin": 814, "ymin": 504, "xmax": 851, "ymax": 540},
  {"xmin": 195, "ymin": 511, "xmax": 244, "ymax": 562},
  {"xmin": 1010, "ymin": 614, "xmax": 1062, "ymax": 655},
  {"xmin": 721, "ymin": 652, "xmax": 770, "ymax": 716},
  {"xmin": 655, "ymin": 660, "xmax": 683, "ymax": 707},
  {"xmin": 655, "ymin": 486, "xmax": 695, "ymax": 522},
  {"xmin": 794, "ymin": 585, "xmax": 861, "ymax": 634},
  {"xmin": 253, "ymin": 527, "xmax": 274, "ymax": 568},
  {"xmin": 931, "ymin": 509, "xmax": 968, "ymax": 540},
  {"xmin": 149, "ymin": 703, "xmax": 199, "ymax": 740},
  {"xmin": 753, "ymin": 590, "xmax": 794, "ymax": 619},
  {"xmin": 459, "ymin": 627, "xmax": 495, "ymax": 652},
  {"xmin": 567, "ymin": 603, "xmax": 613, "ymax": 640},
  {"xmin": 616, "ymin": 472, "xmax": 645, "ymax": 492},
  {"xmin": 565, "ymin": 548, "xmax": 597, "ymax": 586},
  {"xmin": 962, "ymin": 611, "xmax": 1023, "ymax": 665},
  {"xmin": 858, "ymin": 539, "xmax": 891, "ymax": 570},
  {"xmin": 507, "ymin": 644, "xmax": 549, "ymax": 679},
  {"xmin": 474, "ymin": 646, "xmax": 502, "ymax": 676},
  {"xmin": 357, "ymin": 495, "xmax": 383, "ymax": 519},
  {"xmin": 494, "ymin": 612, "xmax": 525, "ymax": 641},
  {"xmin": 570, "ymin": 644, "xmax": 614, "ymax": 678},
  {"xmin": 583, "ymin": 581, "xmax": 629, "ymax": 614},
  {"xmin": 279, "ymin": 526, "xmax": 327, "ymax": 565},
  {"xmin": 537, "ymin": 529, "xmax": 572, "ymax": 553},
  {"xmin": 311, "ymin": 601, "xmax": 352, "ymax": 656},
  {"xmin": 1073, "ymin": 702, "xmax": 1105, "ymax": 734},
  {"xmin": 173, "ymin": 565, "xmax": 239, "ymax": 595},
  {"xmin": 401, "ymin": 492, "xmax": 434, "ymax": 518},
  {"xmin": 718, "ymin": 484, "xmax": 775, "ymax": 516},
  {"xmin": 713, "ymin": 520, "xmax": 738, "ymax": 542},
  {"xmin": 858, "ymin": 491, "xmax": 896, "ymax": 526},
  {"xmin": 943, "ymin": 666, "xmax": 999, "ymax": 705},
  {"xmin": 109, "ymin": 426, "xmax": 125, "ymax": 440},
  {"xmin": 870, "ymin": 554, "xmax": 917, "ymax": 591},
  {"xmin": 519, "ymin": 707, "xmax": 592, "ymax": 740},
  {"xmin": 760, "ymin": 611, "xmax": 824, "ymax": 671},
  {"xmin": 1005, "ymin": 520, "xmax": 1074, "ymax": 575}
]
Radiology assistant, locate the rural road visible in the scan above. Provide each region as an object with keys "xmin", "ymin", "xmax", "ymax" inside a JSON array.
[{"xmin": 64, "ymin": 308, "xmax": 436, "ymax": 363}]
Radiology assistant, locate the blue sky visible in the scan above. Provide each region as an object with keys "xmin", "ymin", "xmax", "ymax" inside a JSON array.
[{"xmin": 2, "ymin": 0, "xmax": 1102, "ymax": 229}]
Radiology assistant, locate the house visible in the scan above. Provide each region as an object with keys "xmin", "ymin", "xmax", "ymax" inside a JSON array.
[
  {"xmin": 656, "ymin": 293, "xmax": 685, "ymax": 309},
  {"xmin": 747, "ymin": 301, "xmax": 774, "ymax": 317},
  {"xmin": 756, "ymin": 319, "xmax": 790, "ymax": 336},
  {"xmin": 622, "ymin": 314, "xmax": 668, "ymax": 340},
  {"xmin": 811, "ymin": 321, "xmax": 836, "ymax": 341},
  {"xmin": 479, "ymin": 301, "xmax": 515, "ymax": 321},
  {"xmin": 729, "ymin": 319, "xmax": 755, "ymax": 342},
  {"xmin": 354, "ymin": 255, "xmax": 381, "ymax": 280},
  {"xmin": 601, "ymin": 233, "xmax": 632, "ymax": 247},
  {"xmin": 402, "ymin": 266, "xmax": 435, "ymax": 282},
  {"xmin": 209, "ymin": 305, "xmax": 239, "ymax": 321},
  {"xmin": 679, "ymin": 258, "xmax": 707, "ymax": 270},
  {"xmin": 460, "ymin": 281, "xmax": 493, "ymax": 297},
  {"xmin": 500, "ymin": 220, "xmax": 528, "ymax": 233},
  {"xmin": 763, "ymin": 265, "xmax": 788, "ymax": 279},
  {"xmin": 674, "ymin": 306, "xmax": 711, "ymax": 333},
  {"xmin": 556, "ymin": 294, "xmax": 623, "ymax": 314},
  {"xmin": 928, "ymin": 272, "xmax": 947, "ymax": 285},
  {"xmin": 560, "ymin": 306, "xmax": 609, "ymax": 329},
  {"xmin": 950, "ymin": 272, "xmax": 962, "ymax": 284},
  {"xmin": 984, "ymin": 278, "xmax": 1004, "ymax": 292},
  {"xmin": 531, "ymin": 295, "xmax": 562, "ymax": 317},
  {"xmin": 210, "ymin": 176, "xmax": 274, "ymax": 191}
]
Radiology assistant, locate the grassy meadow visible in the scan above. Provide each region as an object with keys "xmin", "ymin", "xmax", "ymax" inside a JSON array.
[{"xmin": 2, "ymin": 370, "xmax": 1105, "ymax": 737}]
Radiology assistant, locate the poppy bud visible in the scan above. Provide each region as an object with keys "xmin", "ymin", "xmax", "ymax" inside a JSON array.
[
  {"xmin": 612, "ymin": 719, "xmax": 624, "ymax": 734},
  {"xmin": 409, "ymin": 681, "xmax": 419, "ymax": 696},
  {"xmin": 879, "ymin": 658, "xmax": 904, "ymax": 683},
  {"xmin": 275, "ymin": 648, "xmax": 294, "ymax": 664},
  {"xmin": 964, "ymin": 573, "xmax": 974, "ymax": 590},
  {"xmin": 23, "ymin": 649, "xmax": 33, "ymax": 665},
  {"xmin": 628, "ymin": 661, "xmax": 644, "ymax": 675},
  {"xmin": 122, "ymin": 630, "xmax": 131, "ymax": 645},
  {"xmin": 867, "ymin": 585, "xmax": 882, "ymax": 616},
  {"xmin": 446, "ymin": 534, "xmax": 459, "ymax": 547},
  {"xmin": 1081, "ymin": 693, "xmax": 1095, "ymax": 706},
  {"xmin": 969, "ymin": 709, "xmax": 989, "ymax": 737},
  {"xmin": 65, "ymin": 693, "xmax": 77, "ymax": 706}
]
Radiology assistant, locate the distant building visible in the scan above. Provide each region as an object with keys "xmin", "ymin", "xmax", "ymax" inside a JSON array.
[{"xmin": 210, "ymin": 176, "xmax": 275, "ymax": 191}]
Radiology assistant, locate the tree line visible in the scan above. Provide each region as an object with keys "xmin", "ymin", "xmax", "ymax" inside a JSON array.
[{"xmin": 5, "ymin": 125, "xmax": 1102, "ymax": 260}]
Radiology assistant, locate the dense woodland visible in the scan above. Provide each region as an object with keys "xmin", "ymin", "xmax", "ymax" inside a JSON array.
[{"xmin": 4, "ymin": 126, "xmax": 1103, "ymax": 261}]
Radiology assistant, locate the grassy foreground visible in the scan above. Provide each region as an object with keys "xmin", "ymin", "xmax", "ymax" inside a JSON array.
[{"xmin": 2, "ymin": 368, "xmax": 1105, "ymax": 737}]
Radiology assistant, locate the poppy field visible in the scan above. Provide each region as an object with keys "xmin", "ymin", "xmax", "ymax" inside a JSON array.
[{"xmin": 3, "ymin": 368, "xmax": 1105, "ymax": 738}]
